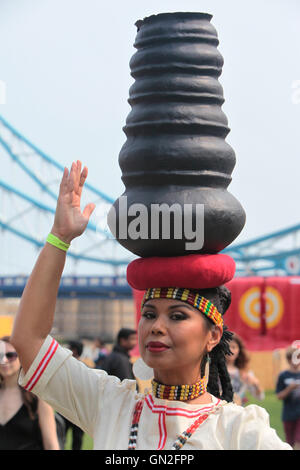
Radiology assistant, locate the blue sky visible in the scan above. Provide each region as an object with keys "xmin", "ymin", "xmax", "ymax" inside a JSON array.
[{"xmin": 1, "ymin": 0, "xmax": 300, "ymax": 274}]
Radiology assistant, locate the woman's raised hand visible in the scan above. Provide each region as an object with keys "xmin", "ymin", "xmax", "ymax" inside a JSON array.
[{"xmin": 51, "ymin": 160, "xmax": 96, "ymax": 244}]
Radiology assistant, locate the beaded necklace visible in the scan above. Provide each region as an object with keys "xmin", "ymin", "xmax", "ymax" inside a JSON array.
[
  {"xmin": 128, "ymin": 397, "xmax": 224, "ymax": 450},
  {"xmin": 151, "ymin": 377, "xmax": 207, "ymax": 401}
]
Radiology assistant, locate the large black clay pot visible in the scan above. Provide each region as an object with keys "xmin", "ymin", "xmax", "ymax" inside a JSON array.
[{"xmin": 108, "ymin": 12, "xmax": 246, "ymax": 257}]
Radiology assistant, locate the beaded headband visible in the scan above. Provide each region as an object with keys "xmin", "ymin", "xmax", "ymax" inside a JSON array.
[{"xmin": 141, "ymin": 287, "xmax": 223, "ymax": 327}]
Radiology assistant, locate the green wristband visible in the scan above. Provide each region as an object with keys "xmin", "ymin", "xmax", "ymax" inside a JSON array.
[{"xmin": 46, "ymin": 233, "xmax": 70, "ymax": 252}]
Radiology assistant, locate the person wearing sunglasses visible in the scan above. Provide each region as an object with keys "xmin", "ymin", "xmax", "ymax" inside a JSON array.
[{"xmin": 0, "ymin": 336, "xmax": 61, "ymax": 450}]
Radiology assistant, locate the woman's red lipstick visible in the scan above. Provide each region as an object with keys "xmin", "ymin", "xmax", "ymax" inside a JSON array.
[{"xmin": 146, "ymin": 341, "xmax": 170, "ymax": 352}]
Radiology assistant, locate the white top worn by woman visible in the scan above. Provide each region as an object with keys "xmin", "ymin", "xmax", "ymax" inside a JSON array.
[{"xmin": 19, "ymin": 336, "xmax": 291, "ymax": 450}]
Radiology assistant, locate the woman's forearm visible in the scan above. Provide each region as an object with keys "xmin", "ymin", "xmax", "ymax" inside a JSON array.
[{"xmin": 11, "ymin": 242, "xmax": 66, "ymax": 373}]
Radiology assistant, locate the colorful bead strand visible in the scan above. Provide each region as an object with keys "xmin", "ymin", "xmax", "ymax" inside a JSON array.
[
  {"xmin": 128, "ymin": 399, "xmax": 144, "ymax": 450},
  {"xmin": 171, "ymin": 413, "xmax": 209, "ymax": 450},
  {"xmin": 152, "ymin": 377, "xmax": 207, "ymax": 401}
]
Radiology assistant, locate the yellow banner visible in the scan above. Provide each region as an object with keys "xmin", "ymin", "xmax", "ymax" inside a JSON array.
[{"xmin": 0, "ymin": 316, "xmax": 13, "ymax": 337}]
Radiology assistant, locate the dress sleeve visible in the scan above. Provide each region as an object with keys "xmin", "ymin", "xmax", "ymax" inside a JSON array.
[
  {"xmin": 18, "ymin": 335, "xmax": 137, "ymax": 437},
  {"xmin": 237, "ymin": 404, "xmax": 292, "ymax": 450}
]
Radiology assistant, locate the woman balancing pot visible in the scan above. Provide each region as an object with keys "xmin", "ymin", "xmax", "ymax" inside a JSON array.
[
  {"xmin": 10, "ymin": 161, "xmax": 290, "ymax": 450},
  {"xmin": 10, "ymin": 13, "xmax": 290, "ymax": 449},
  {"xmin": 108, "ymin": 12, "xmax": 246, "ymax": 257}
]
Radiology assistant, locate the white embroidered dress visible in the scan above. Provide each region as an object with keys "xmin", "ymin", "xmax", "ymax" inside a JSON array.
[{"xmin": 19, "ymin": 336, "xmax": 291, "ymax": 450}]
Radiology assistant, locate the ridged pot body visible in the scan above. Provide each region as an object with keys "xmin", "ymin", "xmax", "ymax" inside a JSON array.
[{"xmin": 108, "ymin": 12, "xmax": 246, "ymax": 257}]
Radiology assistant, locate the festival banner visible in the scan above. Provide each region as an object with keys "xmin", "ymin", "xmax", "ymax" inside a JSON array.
[
  {"xmin": 225, "ymin": 277, "xmax": 300, "ymax": 350},
  {"xmin": 225, "ymin": 277, "xmax": 267, "ymax": 350},
  {"xmin": 264, "ymin": 277, "xmax": 300, "ymax": 346}
]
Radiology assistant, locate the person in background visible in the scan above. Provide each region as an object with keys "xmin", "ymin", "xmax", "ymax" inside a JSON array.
[
  {"xmin": 93, "ymin": 337, "xmax": 108, "ymax": 369},
  {"xmin": 0, "ymin": 336, "xmax": 60, "ymax": 450},
  {"xmin": 100, "ymin": 328, "xmax": 137, "ymax": 380},
  {"xmin": 226, "ymin": 333, "xmax": 264, "ymax": 406},
  {"xmin": 60, "ymin": 340, "xmax": 85, "ymax": 450},
  {"xmin": 276, "ymin": 344, "xmax": 300, "ymax": 449}
]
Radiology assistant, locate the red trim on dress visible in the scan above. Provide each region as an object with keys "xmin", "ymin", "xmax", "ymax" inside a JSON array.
[
  {"xmin": 145, "ymin": 394, "xmax": 221, "ymax": 450},
  {"xmin": 24, "ymin": 339, "xmax": 58, "ymax": 391},
  {"xmin": 157, "ymin": 411, "xmax": 163, "ymax": 449},
  {"xmin": 161, "ymin": 412, "xmax": 167, "ymax": 449},
  {"xmin": 145, "ymin": 394, "xmax": 220, "ymax": 417}
]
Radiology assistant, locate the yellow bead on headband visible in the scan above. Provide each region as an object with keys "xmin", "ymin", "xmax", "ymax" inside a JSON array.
[{"xmin": 142, "ymin": 287, "xmax": 223, "ymax": 327}]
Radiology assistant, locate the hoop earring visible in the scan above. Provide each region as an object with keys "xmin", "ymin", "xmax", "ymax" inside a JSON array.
[{"xmin": 132, "ymin": 357, "xmax": 154, "ymax": 381}]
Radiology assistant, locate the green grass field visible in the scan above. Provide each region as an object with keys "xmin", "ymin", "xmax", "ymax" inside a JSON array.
[
  {"xmin": 245, "ymin": 389, "xmax": 285, "ymax": 441},
  {"xmin": 64, "ymin": 430, "xmax": 93, "ymax": 450},
  {"xmin": 64, "ymin": 390, "xmax": 286, "ymax": 450}
]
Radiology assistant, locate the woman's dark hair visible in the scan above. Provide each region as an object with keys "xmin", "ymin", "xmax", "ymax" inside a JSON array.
[
  {"xmin": 68, "ymin": 340, "xmax": 83, "ymax": 357},
  {"xmin": 230, "ymin": 333, "xmax": 250, "ymax": 370},
  {"xmin": 197, "ymin": 286, "xmax": 234, "ymax": 402},
  {"xmin": 0, "ymin": 336, "xmax": 38, "ymax": 420}
]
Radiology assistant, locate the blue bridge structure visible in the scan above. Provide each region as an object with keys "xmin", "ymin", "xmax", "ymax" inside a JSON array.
[
  {"xmin": 0, "ymin": 275, "xmax": 132, "ymax": 299},
  {"xmin": 1, "ymin": 115, "xmax": 300, "ymax": 299}
]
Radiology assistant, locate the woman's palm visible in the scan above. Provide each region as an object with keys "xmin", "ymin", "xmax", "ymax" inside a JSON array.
[{"xmin": 52, "ymin": 161, "xmax": 95, "ymax": 243}]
